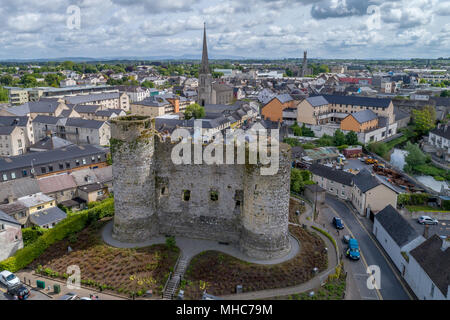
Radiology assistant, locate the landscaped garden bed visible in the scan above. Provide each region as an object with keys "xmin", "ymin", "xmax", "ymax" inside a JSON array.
[
  {"xmin": 30, "ymin": 219, "xmax": 180, "ymax": 298},
  {"xmin": 289, "ymin": 198, "xmax": 306, "ymax": 224},
  {"xmin": 182, "ymin": 225, "xmax": 327, "ymax": 299}
]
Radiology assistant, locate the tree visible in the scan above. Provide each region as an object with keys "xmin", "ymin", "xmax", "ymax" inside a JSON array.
[
  {"xmin": 291, "ymin": 122, "xmax": 302, "ymax": 136},
  {"xmin": 0, "ymin": 87, "xmax": 9, "ymax": 102},
  {"xmin": 184, "ymin": 103, "xmax": 205, "ymax": 120},
  {"xmin": 333, "ymin": 129, "xmax": 346, "ymax": 146},
  {"xmin": 20, "ymin": 74, "xmax": 38, "ymax": 88},
  {"xmin": 404, "ymin": 142, "xmax": 428, "ymax": 174},
  {"xmin": 141, "ymin": 80, "xmax": 154, "ymax": 88},
  {"xmin": 345, "ymin": 131, "xmax": 359, "ymax": 145},
  {"xmin": 412, "ymin": 105, "xmax": 436, "ymax": 135},
  {"xmin": 44, "ymin": 73, "xmax": 64, "ymax": 87}
]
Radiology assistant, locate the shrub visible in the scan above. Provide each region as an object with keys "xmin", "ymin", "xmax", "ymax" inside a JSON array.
[
  {"xmin": 22, "ymin": 227, "xmax": 47, "ymax": 247},
  {"xmin": 165, "ymin": 237, "xmax": 176, "ymax": 251}
]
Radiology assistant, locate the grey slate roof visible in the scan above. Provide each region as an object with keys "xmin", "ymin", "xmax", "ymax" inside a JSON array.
[
  {"xmin": 30, "ymin": 206, "xmax": 67, "ymax": 227},
  {"xmin": 0, "ymin": 177, "xmax": 41, "ymax": 203},
  {"xmin": 352, "ymin": 169, "xmax": 381, "ymax": 192},
  {"xmin": 321, "ymin": 94, "xmax": 392, "ymax": 108},
  {"xmin": 30, "ymin": 135, "xmax": 74, "ymax": 151},
  {"xmin": 65, "ymin": 118, "xmax": 106, "ymax": 129},
  {"xmin": 274, "ymin": 94, "xmax": 294, "ymax": 104},
  {"xmin": 65, "ymin": 92, "xmax": 119, "ymax": 105},
  {"xmin": 306, "ymin": 96, "xmax": 329, "ymax": 107},
  {"xmin": 0, "ymin": 116, "xmax": 29, "ymax": 127},
  {"xmin": 375, "ymin": 205, "xmax": 421, "ymax": 247},
  {"xmin": 309, "ymin": 163, "xmax": 354, "ymax": 186},
  {"xmin": 7, "ymin": 100, "xmax": 61, "ymax": 116},
  {"xmin": 0, "ymin": 209, "xmax": 21, "ymax": 225},
  {"xmin": 32, "ymin": 115, "xmax": 63, "ymax": 125},
  {"xmin": 349, "ymin": 109, "xmax": 378, "ymax": 124},
  {"xmin": 430, "ymin": 125, "xmax": 450, "ymax": 140},
  {"xmin": 410, "ymin": 235, "xmax": 450, "ymax": 297},
  {"xmin": 95, "ymin": 109, "xmax": 124, "ymax": 117},
  {"xmin": 0, "ymin": 126, "xmax": 16, "ymax": 135},
  {"xmin": 73, "ymin": 104, "xmax": 100, "ymax": 113},
  {"xmin": 0, "ymin": 145, "xmax": 106, "ymax": 171}
]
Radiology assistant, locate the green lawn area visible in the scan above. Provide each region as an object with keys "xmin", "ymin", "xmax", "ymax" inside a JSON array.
[{"xmin": 406, "ymin": 205, "xmax": 450, "ymax": 213}]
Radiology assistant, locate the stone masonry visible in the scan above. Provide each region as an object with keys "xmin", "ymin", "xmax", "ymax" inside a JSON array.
[{"xmin": 110, "ymin": 115, "xmax": 292, "ymax": 260}]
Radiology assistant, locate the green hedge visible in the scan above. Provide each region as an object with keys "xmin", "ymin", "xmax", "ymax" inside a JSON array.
[
  {"xmin": 22, "ymin": 227, "xmax": 48, "ymax": 247},
  {"xmin": 0, "ymin": 197, "xmax": 115, "ymax": 273},
  {"xmin": 311, "ymin": 226, "xmax": 338, "ymax": 253}
]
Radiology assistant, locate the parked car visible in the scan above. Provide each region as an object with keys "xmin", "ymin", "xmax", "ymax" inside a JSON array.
[
  {"xmin": 332, "ymin": 217, "xmax": 344, "ymax": 230},
  {"xmin": 418, "ymin": 216, "xmax": 439, "ymax": 225},
  {"xmin": 346, "ymin": 238, "xmax": 361, "ymax": 260},
  {"xmin": 7, "ymin": 284, "xmax": 30, "ymax": 300},
  {"xmin": 59, "ymin": 292, "xmax": 78, "ymax": 300},
  {"xmin": 0, "ymin": 271, "xmax": 20, "ymax": 287}
]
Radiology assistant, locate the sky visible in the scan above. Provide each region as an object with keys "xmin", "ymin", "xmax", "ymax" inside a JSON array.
[{"xmin": 0, "ymin": 0, "xmax": 449, "ymax": 60}]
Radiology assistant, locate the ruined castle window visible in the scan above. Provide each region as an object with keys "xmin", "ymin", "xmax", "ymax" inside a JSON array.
[
  {"xmin": 182, "ymin": 190, "xmax": 191, "ymax": 201},
  {"xmin": 210, "ymin": 190, "xmax": 219, "ymax": 201},
  {"xmin": 161, "ymin": 187, "xmax": 168, "ymax": 196}
]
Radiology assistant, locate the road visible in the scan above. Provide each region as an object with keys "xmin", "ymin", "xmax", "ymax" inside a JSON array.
[{"xmin": 324, "ymin": 194, "xmax": 413, "ymax": 300}]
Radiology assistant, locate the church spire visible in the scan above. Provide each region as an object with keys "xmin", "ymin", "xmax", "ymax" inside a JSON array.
[{"xmin": 200, "ymin": 22, "xmax": 210, "ymax": 74}]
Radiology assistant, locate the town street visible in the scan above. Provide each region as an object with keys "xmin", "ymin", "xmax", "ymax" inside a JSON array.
[{"xmin": 323, "ymin": 194, "xmax": 414, "ymax": 300}]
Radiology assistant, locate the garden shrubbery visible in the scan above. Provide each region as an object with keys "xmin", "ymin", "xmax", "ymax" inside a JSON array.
[{"xmin": 0, "ymin": 197, "xmax": 115, "ymax": 272}]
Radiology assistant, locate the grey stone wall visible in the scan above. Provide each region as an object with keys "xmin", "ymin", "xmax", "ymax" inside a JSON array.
[{"xmin": 111, "ymin": 116, "xmax": 292, "ymax": 259}]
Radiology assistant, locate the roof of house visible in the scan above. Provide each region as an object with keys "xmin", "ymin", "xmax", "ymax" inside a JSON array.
[
  {"xmin": 95, "ymin": 109, "xmax": 125, "ymax": 117},
  {"xmin": 0, "ymin": 209, "xmax": 21, "ymax": 225},
  {"xmin": 70, "ymin": 168, "xmax": 99, "ymax": 187},
  {"xmin": 348, "ymin": 109, "xmax": 378, "ymax": 124},
  {"xmin": 304, "ymin": 184, "xmax": 326, "ymax": 193},
  {"xmin": 375, "ymin": 205, "xmax": 421, "ymax": 247},
  {"xmin": 410, "ymin": 235, "xmax": 450, "ymax": 297},
  {"xmin": 0, "ymin": 116, "xmax": 29, "ymax": 127},
  {"xmin": 0, "ymin": 202, "xmax": 27, "ymax": 215},
  {"xmin": 0, "ymin": 145, "xmax": 106, "ymax": 171},
  {"xmin": 352, "ymin": 169, "xmax": 382, "ymax": 192},
  {"xmin": 430, "ymin": 125, "xmax": 450, "ymax": 140},
  {"xmin": 320, "ymin": 94, "xmax": 392, "ymax": 108},
  {"xmin": 304, "ymin": 147, "xmax": 340, "ymax": 161},
  {"xmin": 212, "ymin": 82, "xmax": 233, "ymax": 92},
  {"xmin": 29, "ymin": 206, "xmax": 67, "ymax": 227},
  {"xmin": 17, "ymin": 192, "xmax": 54, "ymax": 208},
  {"xmin": 92, "ymin": 166, "xmax": 112, "ymax": 183},
  {"xmin": 309, "ymin": 163, "xmax": 354, "ymax": 186},
  {"xmin": 78, "ymin": 182, "xmax": 105, "ymax": 193},
  {"xmin": 0, "ymin": 126, "xmax": 17, "ymax": 135},
  {"xmin": 37, "ymin": 174, "xmax": 77, "ymax": 194},
  {"xmin": 305, "ymin": 96, "xmax": 329, "ymax": 107},
  {"xmin": 7, "ymin": 100, "xmax": 62, "ymax": 116},
  {"xmin": 73, "ymin": 104, "xmax": 100, "ymax": 114},
  {"xmin": 65, "ymin": 118, "xmax": 107, "ymax": 129},
  {"xmin": 30, "ymin": 135, "xmax": 74, "ymax": 151},
  {"xmin": 394, "ymin": 108, "xmax": 410, "ymax": 121}
]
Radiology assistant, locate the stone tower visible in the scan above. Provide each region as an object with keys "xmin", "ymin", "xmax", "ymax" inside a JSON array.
[
  {"xmin": 197, "ymin": 23, "xmax": 213, "ymax": 106},
  {"xmin": 240, "ymin": 143, "xmax": 292, "ymax": 259},
  {"xmin": 110, "ymin": 116, "xmax": 158, "ymax": 243},
  {"xmin": 301, "ymin": 51, "xmax": 308, "ymax": 77}
]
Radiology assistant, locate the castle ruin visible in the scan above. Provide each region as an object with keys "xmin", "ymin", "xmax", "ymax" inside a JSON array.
[{"xmin": 110, "ymin": 116, "xmax": 292, "ymax": 260}]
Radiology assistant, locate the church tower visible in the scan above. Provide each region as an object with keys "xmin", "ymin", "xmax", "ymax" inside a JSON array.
[
  {"xmin": 197, "ymin": 23, "xmax": 213, "ymax": 106},
  {"xmin": 301, "ymin": 51, "xmax": 308, "ymax": 77}
]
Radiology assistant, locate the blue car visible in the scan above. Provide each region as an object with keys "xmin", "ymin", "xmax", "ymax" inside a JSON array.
[
  {"xmin": 346, "ymin": 238, "xmax": 361, "ymax": 260},
  {"xmin": 333, "ymin": 217, "xmax": 344, "ymax": 230}
]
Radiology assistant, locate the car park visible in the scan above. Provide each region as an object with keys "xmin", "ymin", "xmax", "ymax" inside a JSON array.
[
  {"xmin": 333, "ymin": 217, "xmax": 344, "ymax": 230},
  {"xmin": 417, "ymin": 216, "xmax": 439, "ymax": 225},
  {"xmin": 0, "ymin": 271, "xmax": 20, "ymax": 287},
  {"xmin": 7, "ymin": 284, "xmax": 30, "ymax": 300}
]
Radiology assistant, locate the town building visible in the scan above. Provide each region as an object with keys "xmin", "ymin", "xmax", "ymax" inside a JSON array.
[
  {"xmin": 426, "ymin": 124, "xmax": 449, "ymax": 163},
  {"xmin": 309, "ymin": 164, "xmax": 354, "ymax": 200},
  {"xmin": 0, "ymin": 144, "xmax": 108, "ymax": 183},
  {"xmin": 261, "ymin": 94, "xmax": 296, "ymax": 123}
]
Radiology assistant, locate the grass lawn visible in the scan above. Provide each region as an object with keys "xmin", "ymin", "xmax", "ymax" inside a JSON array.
[
  {"xmin": 31, "ymin": 218, "xmax": 180, "ymax": 297},
  {"xmin": 182, "ymin": 225, "xmax": 328, "ymax": 299},
  {"xmin": 406, "ymin": 205, "xmax": 450, "ymax": 213}
]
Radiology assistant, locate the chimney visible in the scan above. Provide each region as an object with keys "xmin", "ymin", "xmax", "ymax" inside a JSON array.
[{"xmin": 442, "ymin": 236, "xmax": 450, "ymax": 251}]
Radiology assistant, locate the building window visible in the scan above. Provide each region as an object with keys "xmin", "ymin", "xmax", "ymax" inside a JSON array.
[
  {"xmin": 182, "ymin": 190, "xmax": 191, "ymax": 201},
  {"xmin": 66, "ymin": 162, "xmax": 71, "ymax": 168},
  {"xmin": 48, "ymin": 166, "xmax": 53, "ymax": 172},
  {"xmin": 37, "ymin": 205, "xmax": 43, "ymax": 210},
  {"xmin": 75, "ymin": 160, "xmax": 80, "ymax": 166},
  {"xmin": 41, "ymin": 167, "xmax": 46, "ymax": 174},
  {"xmin": 82, "ymin": 158, "xmax": 87, "ymax": 165}
]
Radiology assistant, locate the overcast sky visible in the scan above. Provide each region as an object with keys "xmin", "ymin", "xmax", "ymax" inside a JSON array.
[{"xmin": 0, "ymin": 0, "xmax": 449, "ymax": 60}]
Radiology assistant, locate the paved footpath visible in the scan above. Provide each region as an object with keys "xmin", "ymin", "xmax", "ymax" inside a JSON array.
[{"xmin": 102, "ymin": 221, "xmax": 300, "ymax": 265}]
